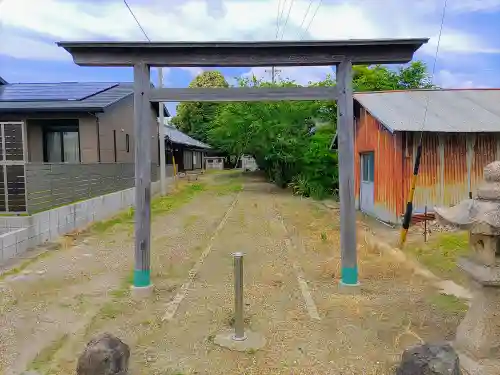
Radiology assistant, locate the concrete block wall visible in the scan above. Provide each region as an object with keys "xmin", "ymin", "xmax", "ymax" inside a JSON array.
[{"xmin": 0, "ymin": 177, "xmax": 173, "ymax": 264}]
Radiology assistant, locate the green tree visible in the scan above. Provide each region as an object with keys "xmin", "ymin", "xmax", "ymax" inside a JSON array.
[
  {"xmin": 353, "ymin": 61, "xmax": 436, "ymax": 91},
  {"xmin": 206, "ymin": 60, "xmax": 435, "ymax": 199},
  {"xmin": 171, "ymin": 70, "xmax": 229, "ymax": 143},
  {"xmin": 209, "ymin": 76, "xmax": 338, "ymax": 195}
]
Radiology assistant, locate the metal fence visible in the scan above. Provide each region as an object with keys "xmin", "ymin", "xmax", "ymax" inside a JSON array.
[
  {"xmin": 0, "ymin": 122, "xmax": 26, "ymax": 213},
  {"xmin": 25, "ymin": 163, "xmax": 160, "ymax": 213}
]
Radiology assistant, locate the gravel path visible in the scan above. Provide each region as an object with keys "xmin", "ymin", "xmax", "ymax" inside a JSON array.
[
  {"xmin": 0, "ymin": 173, "xmax": 464, "ymax": 375},
  {"xmin": 0, "ymin": 180, "xmax": 235, "ymax": 375}
]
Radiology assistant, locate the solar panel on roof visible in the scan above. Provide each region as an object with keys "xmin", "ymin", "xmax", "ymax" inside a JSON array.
[{"xmin": 0, "ymin": 82, "xmax": 118, "ymax": 102}]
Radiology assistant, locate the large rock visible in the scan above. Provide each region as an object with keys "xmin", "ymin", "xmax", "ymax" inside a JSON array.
[
  {"xmin": 77, "ymin": 333, "xmax": 130, "ymax": 375},
  {"xmin": 396, "ymin": 343, "xmax": 461, "ymax": 375}
]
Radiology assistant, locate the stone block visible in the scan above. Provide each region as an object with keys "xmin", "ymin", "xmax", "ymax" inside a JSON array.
[
  {"xmin": 3, "ymin": 231, "xmax": 17, "ymax": 249},
  {"xmin": 3, "ymin": 244, "xmax": 16, "ymax": 261},
  {"xmin": 39, "ymin": 229, "xmax": 50, "ymax": 244},
  {"xmin": 396, "ymin": 343, "xmax": 461, "ymax": 375},
  {"xmin": 49, "ymin": 209, "xmax": 58, "ymax": 232},
  {"xmin": 17, "ymin": 239, "xmax": 29, "ymax": 256},
  {"xmin": 7, "ymin": 216, "xmax": 29, "ymax": 229},
  {"xmin": 36, "ymin": 211, "xmax": 50, "ymax": 234},
  {"xmin": 77, "ymin": 333, "xmax": 130, "ymax": 375},
  {"xmin": 15, "ymin": 228, "xmax": 28, "ymax": 246}
]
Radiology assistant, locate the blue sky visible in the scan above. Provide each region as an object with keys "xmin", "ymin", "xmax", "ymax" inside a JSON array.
[{"xmin": 1, "ymin": 0, "xmax": 499, "ymax": 116}]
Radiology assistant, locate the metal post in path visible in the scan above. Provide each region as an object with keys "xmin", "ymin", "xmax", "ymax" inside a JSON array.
[
  {"xmin": 336, "ymin": 58, "xmax": 359, "ymax": 288},
  {"xmin": 232, "ymin": 252, "xmax": 246, "ymax": 341},
  {"xmin": 214, "ymin": 252, "xmax": 266, "ymax": 352}
]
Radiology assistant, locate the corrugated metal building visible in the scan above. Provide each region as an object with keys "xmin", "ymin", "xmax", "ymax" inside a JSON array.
[{"xmin": 353, "ymin": 89, "xmax": 500, "ymax": 224}]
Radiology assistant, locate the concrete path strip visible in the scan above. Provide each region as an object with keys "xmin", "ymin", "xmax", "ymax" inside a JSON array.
[
  {"xmin": 162, "ymin": 193, "xmax": 240, "ymax": 322},
  {"xmin": 275, "ymin": 207, "xmax": 321, "ymax": 321}
]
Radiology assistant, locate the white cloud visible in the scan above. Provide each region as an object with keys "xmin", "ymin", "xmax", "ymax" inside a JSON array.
[
  {"xmin": 435, "ymin": 69, "xmax": 488, "ymax": 88},
  {"xmin": 242, "ymin": 66, "xmax": 334, "ymax": 85},
  {"xmin": 180, "ymin": 67, "xmax": 204, "ymax": 77},
  {"xmin": 0, "ymin": 0, "xmax": 499, "ymax": 87},
  {"xmin": 0, "ymin": 34, "xmax": 70, "ymax": 61},
  {"xmin": 1, "ymin": 0, "xmax": 498, "ymax": 53}
]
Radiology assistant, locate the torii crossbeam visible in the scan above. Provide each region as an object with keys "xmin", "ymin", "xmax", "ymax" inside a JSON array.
[{"xmin": 58, "ymin": 38, "xmax": 428, "ymax": 296}]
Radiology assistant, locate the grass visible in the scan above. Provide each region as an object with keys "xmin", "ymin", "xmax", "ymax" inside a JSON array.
[
  {"xmin": 28, "ymin": 334, "xmax": 69, "ymax": 373},
  {"xmin": 406, "ymin": 231, "xmax": 469, "ymax": 285},
  {"xmin": 427, "ymin": 293, "xmax": 469, "ymax": 315},
  {"xmin": 0, "ymin": 243, "xmax": 62, "ymax": 281},
  {"xmin": 89, "ymin": 182, "xmax": 207, "ymax": 234},
  {"xmin": 206, "ymin": 174, "xmax": 243, "ymax": 196}
]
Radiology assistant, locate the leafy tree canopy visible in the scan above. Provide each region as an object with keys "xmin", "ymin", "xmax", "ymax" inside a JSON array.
[
  {"xmin": 170, "ymin": 70, "xmax": 229, "ymax": 144},
  {"xmin": 174, "ymin": 61, "xmax": 436, "ymax": 198},
  {"xmin": 353, "ymin": 61, "xmax": 435, "ymax": 91}
]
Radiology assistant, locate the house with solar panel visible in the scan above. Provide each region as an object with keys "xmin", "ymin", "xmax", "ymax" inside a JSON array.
[
  {"xmin": 0, "ymin": 77, "xmax": 212, "ymax": 264},
  {"xmin": 0, "ymin": 78, "xmax": 173, "ymax": 214}
]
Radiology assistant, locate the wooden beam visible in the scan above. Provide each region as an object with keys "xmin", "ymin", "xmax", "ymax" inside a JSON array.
[
  {"xmin": 149, "ymin": 87, "xmax": 339, "ymax": 102},
  {"xmin": 132, "ymin": 62, "xmax": 153, "ymax": 293},
  {"xmin": 57, "ymin": 39, "xmax": 429, "ymax": 67},
  {"xmin": 336, "ymin": 58, "xmax": 358, "ymax": 286}
]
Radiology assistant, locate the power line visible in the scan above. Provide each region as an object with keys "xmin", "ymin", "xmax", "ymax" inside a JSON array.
[
  {"xmin": 271, "ymin": 0, "xmax": 287, "ymax": 83},
  {"xmin": 123, "ymin": 0, "xmax": 151, "ymax": 42},
  {"xmin": 418, "ymin": 0, "xmax": 448, "ymax": 137},
  {"xmin": 399, "ymin": 0, "xmax": 448, "ymax": 248},
  {"xmin": 276, "ymin": 0, "xmax": 283, "ymax": 39},
  {"xmin": 301, "ymin": 0, "xmax": 323, "ymax": 39},
  {"xmin": 298, "ymin": 0, "xmax": 315, "ymax": 34},
  {"xmin": 276, "ymin": 0, "xmax": 288, "ymax": 38},
  {"xmin": 279, "ymin": 0, "xmax": 295, "ymax": 40}
]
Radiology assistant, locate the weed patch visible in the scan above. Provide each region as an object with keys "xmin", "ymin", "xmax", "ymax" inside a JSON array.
[
  {"xmin": 28, "ymin": 334, "xmax": 69, "ymax": 373},
  {"xmin": 0, "ymin": 243, "xmax": 62, "ymax": 281},
  {"xmin": 406, "ymin": 232, "xmax": 469, "ymax": 285},
  {"xmin": 88, "ymin": 183, "xmax": 206, "ymax": 234},
  {"xmin": 427, "ymin": 293, "xmax": 468, "ymax": 316}
]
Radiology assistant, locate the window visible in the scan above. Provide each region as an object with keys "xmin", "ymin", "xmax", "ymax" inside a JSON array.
[
  {"xmin": 361, "ymin": 152, "xmax": 374, "ymax": 182},
  {"xmin": 43, "ymin": 121, "xmax": 80, "ymax": 163},
  {"xmin": 126, "ymin": 134, "xmax": 130, "ymax": 153}
]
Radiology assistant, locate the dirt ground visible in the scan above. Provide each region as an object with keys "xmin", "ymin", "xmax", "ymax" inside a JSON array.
[{"xmin": 0, "ymin": 172, "xmax": 465, "ymax": 375}]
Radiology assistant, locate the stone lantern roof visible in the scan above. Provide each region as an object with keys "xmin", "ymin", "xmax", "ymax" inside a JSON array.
[{"xmin": 435, "ymin": 161, "xmax": 500, "ymax": 233}]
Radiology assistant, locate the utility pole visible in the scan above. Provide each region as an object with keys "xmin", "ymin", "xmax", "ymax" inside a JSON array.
[
  {"xmin": 158, "ymin": 68, "xmax": 167, "ymax": 196},
  {"xmin": 265, "ymin": 66, "xmax": 281, "ymax": 84}
]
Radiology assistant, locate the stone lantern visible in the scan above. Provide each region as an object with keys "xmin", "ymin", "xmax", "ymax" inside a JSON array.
[{"xmin": 435, "ymin": 161, "xmax": 500, "ymax": 375}]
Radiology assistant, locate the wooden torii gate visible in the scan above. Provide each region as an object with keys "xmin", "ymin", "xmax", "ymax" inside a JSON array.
[{"xmin": 58, "ymin": 39, "xmax": 428, "ymax": 296}]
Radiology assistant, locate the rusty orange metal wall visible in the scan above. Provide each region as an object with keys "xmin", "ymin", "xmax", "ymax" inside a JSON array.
[
  {"xmin": 355, "ymin": 108, "xmax": 403, "ymax": 223},
  {"xmin": 402, "ymin": 132, "xmax": 500, "ymax": 215},
  {"xmin": 471, "ymin": 133, "xmax": 500, "ymax": 195}
]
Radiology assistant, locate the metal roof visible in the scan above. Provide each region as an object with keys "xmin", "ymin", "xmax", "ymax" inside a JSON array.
[
  {"xmin": 0, "ymin": 82, "xmax": 169, "ymax": 116},
  {"xmin": 164, "ymin": 125, "xmax": 211, "ymax": 149},
  {"xmin": 354, "ymin": 89, "xmax": 500, "ymax": 133},
  {"xmin": 57, "ymin": 38, "xmax": 428, "ymax": 67}
]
